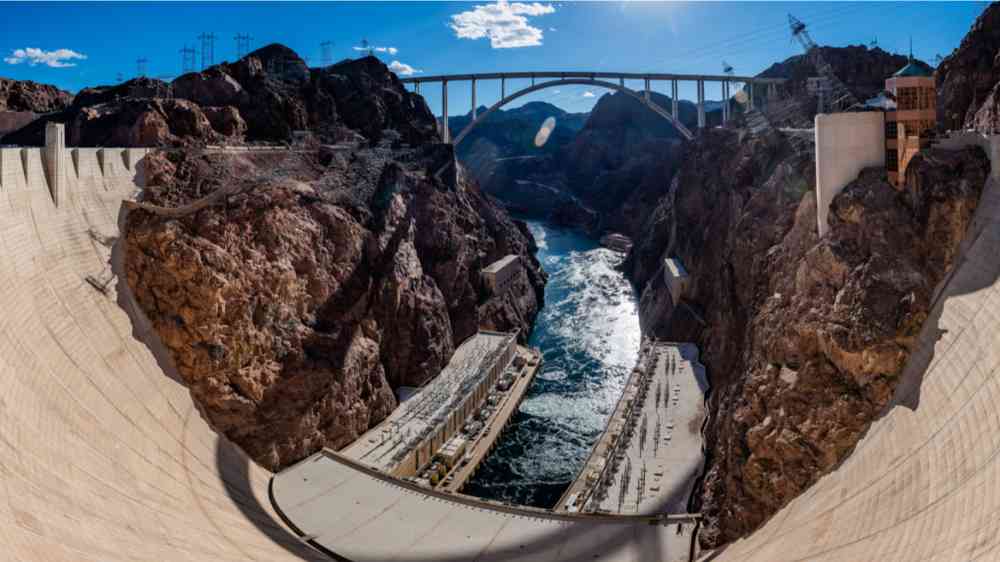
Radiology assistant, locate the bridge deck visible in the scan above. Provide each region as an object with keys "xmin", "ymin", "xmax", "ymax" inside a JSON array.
[{"xmin": 400, "ymin": 71, "xmax": 787, "ymax": 84}]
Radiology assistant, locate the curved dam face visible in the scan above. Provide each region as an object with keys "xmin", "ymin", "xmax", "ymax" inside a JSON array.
[
  {"xmin": 0, "ymin": 144, "xmax": 321, "ymax": 561},
  {"xmin": 2, "ymin": 132, "xmax": 999, "ymax": 561}
]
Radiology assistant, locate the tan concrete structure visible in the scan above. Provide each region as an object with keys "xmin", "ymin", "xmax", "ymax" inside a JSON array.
[
  {"xmin": 663, "ymin": 257, "xmax": 690, "ymax": 305},
  {"xmin": 341, "ymin": 331, "xmax": 517, "ymax": 477},
  {"xmin": 814, "ymin": 111, "xmax": 886, "ymax": 237},
  {"xmin": 482, "ymin": 254, "xmax": 520, "ymax": 295},
  {"xmin": 885, "ymin": 61, "xmax": 936, "ymax": 187},
  {"xmin": 0, "ymin": 136, "xmax": 323, "ymax": 561}
]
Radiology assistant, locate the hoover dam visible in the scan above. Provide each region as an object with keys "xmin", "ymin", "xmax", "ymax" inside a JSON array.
[
  {"xmin": 1, "ymin": 2, "xmax": 999, "ymax": 561},
  {"xmin": 2, "ymin": 109, "xmax": 999, "ymax": 561}
]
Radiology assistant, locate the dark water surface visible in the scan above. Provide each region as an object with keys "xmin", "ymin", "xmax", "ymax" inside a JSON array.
[{"xmin": 463, "ymin": 221, "xmax": 641, "ymax": 508}]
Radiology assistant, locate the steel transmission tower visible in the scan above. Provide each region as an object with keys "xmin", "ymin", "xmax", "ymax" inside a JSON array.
[
  {"xmin": 320, "ymin": 41, "xmax": 333, "ymax": 66},
  {"xmin": 788, "ymin": 14, "xmax": 858, "ymax": 113},
  {"xmin": 136, "ymin": 58, "xmax": 148, "ymax": 78},
  {"xmin": 180, "ymin": 45, "xmax": 196, "ymax": 74},
  {"xmin": 198, "ymin": 32, "xmax": 216, "ymax": 69},
  {"xmin": 235, "ymin": 34, "xmax": 252, "ymax": 59}
]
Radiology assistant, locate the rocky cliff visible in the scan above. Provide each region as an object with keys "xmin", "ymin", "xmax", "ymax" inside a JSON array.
[
  {"xmin": 625, "ymin": 128, "xmax": 989, "ymax": 547},
  {"xmin": 937, "ymin": 2, "xmax": 1000, "ymax": 131},
  {"xmin": 4, "ymin": 44, "xmax": 436, "ymax": 148},
  {"xmin": 123, "ymin": 59, "xmax": 544, "ymax": 471},
  {"xmin": 0, "ymin": 77, "xmax": 71, "ymax": 112}
]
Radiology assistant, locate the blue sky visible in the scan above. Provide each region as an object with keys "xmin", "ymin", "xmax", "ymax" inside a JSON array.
[{"xmin": 0, "ymin": 1, "xmax": 986, "ymax": 114}]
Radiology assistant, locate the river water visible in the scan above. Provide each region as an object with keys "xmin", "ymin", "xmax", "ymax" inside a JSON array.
[{"xmin": 463, "ymin": 220, "xmax": 642, "ymax": 508}]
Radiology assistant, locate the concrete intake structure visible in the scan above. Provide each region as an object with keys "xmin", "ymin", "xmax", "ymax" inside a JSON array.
[{"xmin": 1, "ymin": 119, "xmax": 1000, "ymax": 561}]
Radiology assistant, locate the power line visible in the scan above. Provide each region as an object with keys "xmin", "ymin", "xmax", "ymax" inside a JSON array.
[
  {"xmin": 198, "ymin": 32, "xmax": 216, "ymax": 69},
  {"xmin": 180, "ymin": 45, "xmax": 196, "ymax": 74},
  {"xmin": 235, "ymin": 34, "xmax": 253, "ymax": 60}
]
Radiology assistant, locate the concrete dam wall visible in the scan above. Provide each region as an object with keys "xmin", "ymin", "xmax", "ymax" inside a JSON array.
[{"xmin": 0, "ymin": 123, "xmax": 998, "ymax": 561}]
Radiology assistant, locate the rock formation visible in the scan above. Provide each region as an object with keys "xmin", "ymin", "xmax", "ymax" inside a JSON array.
[
  {"xmin": 126, "ymin": 146, "xmax": 543, "ymax": 473},
  {"xmin": 937, "ymin": 2, "xmax": 1000, "ymax": 131},
  {"xmin": 3, "ymin": 45, "xmax": 437, "ymax": 148},
  {"xmin": 625, "ymin": 127, "xmax": 989, "ymax": 547},
  {"xmin": 0, "ymin": 77, "xmax": 72, "ymax": 112}
]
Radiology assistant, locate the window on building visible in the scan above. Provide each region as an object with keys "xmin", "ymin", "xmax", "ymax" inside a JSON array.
[
  {"xmin": 897, "ymin": 87, "xmax": 918, "ymax": 111},
  {"xmin": 886, "ymin": 149, "xmax": 898, "ymax": 172},
  {"xmin": 885, "ymin": 120, "xmax": 898, "ymax": 138}
]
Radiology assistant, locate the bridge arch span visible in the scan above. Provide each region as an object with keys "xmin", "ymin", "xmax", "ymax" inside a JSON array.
[{"xmin": 453, "ymin": 77, "xmax": 694, "ymax": 145}]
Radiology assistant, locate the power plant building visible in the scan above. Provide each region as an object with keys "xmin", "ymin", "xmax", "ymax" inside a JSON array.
[{"xmin": 341, "ymin": 331, "xmax": 517, "ymax": 478}]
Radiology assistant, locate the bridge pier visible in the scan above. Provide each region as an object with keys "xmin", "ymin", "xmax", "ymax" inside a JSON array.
[
  {"xmin": 471, "ymin": 78, "xmax": 477, "ymax": 120},
  {"xmin": 441, "ymin": 80, "xmax": 450, "ymax": 144},
  {"xmin": 644, "ymin": 78, "xmax": 650, "ymax": 103},
  {"xmin": 414, "ymin": 81, "xmax": 420, "ymax": 95},
  {"xmin": 722, "ymin": 80, "xmax": 729, "ymax": 124},
  {"xmin": 619, "ymin": 77, "xmax": 624, "ymax": 88},
  {"xmin": 671, "ymin": 80, "xmax": 678, "ymax": 119},
  {"xmin": 748, "ymin": 80, "xmax": 754, "ymax": 110},
  {"xmin": 501, "ymin": 77, "xmax": 506, "ymax": 99},
  {"xmin": 697, "ymin": 80, "xmax": 705, "ymax": 129}
]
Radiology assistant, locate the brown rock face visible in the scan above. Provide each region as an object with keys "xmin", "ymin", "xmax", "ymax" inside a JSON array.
[
  {"xmin": 67, "ymin": 98, "xmax": 218, "ymax": 147},
  {"xmin": 937, "ymin": 3, "xmax": 1000, "ymax": 131},
  {"xmin": 125, "ymin": 144, "xmax": 544, "ymax": 470},
  {"xmin": 0, "ymin": 77, "xmax": 72, "ymax": 112},
  {"xmin": 625, "ymin": 129, "xmax": 988, "ymax": 547}
]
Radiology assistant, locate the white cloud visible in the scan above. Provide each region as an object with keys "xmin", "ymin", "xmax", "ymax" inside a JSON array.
[
  {"xmin": 389, "ymin": 60, "xmax": 422, "ymax": 76},
  {"xmin": 582, "ymin": 91, "xmax": 595, "ymax": 98},
  {"xmin": 549, "ymin": 27, "xmax": 557, "ymax": 31},
  {"xmin": 4, "ymin": 47, "xmax": 87, "ymax": 68},
  {"xmin": 353, "ymin": 45, "xmax": 399, "ymax": 56},
  {"xmin": 450, "ymin": 1, "xmax": 556, "ymax": 48}
]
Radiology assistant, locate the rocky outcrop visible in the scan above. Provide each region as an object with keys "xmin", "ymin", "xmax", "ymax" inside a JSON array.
[
  {"xmin": 625, "ymin": 127, "xmax": 989, "ymax": 547},
  {"xmin": 3, "ymin": 45, "xmax": 438, "ymax": 148},
  {"xmin": 937, "ymin": 2, "xmax": 1000, "ymax": 131},
  {"xmin": 125, "ymin": 139, "xmax": 544, "ymax": 471},
  {"xmin": 0, "ymin": 77, "xmax": 72, "ymax": 112}
]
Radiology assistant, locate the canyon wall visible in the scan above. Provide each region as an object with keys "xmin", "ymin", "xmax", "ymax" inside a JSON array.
[
  {"xmin": 626, "ymin": 127, "xmax": 990, "ymax": 546},
  {"xmin": 119, "ymin": 52, "xmax": 545, "ymax": 471}
]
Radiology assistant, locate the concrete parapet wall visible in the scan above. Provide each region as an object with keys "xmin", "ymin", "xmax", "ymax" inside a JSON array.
[
  {"xmin": 815, "ymin": 111, "xmax": 886, "ymax": 237},
  {"xmin": 0, "ymin": 125, "xmax": 149, "ymax": 208}
]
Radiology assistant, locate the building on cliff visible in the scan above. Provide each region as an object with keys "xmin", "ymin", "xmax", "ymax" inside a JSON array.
[
  {"xmin": 884, "ymin": 57, "xmax": 936, "ymax": 187},
  {"xmin": 815, "ymin": 55, "xmax": 938, "ymax": 236},
  {"xmin": 482, "ymin": 254, "xmax": 521, "ymax": 295}
]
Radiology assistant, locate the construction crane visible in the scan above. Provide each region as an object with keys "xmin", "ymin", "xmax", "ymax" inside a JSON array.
[{"xmin": 788, "ymin": 14, "xmax": 858, "ymax": 114}]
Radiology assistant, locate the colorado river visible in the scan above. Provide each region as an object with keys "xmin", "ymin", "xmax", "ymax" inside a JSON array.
[{"xmin": 463, "ymin": 220, "xmax": 641, "ymax": 508}]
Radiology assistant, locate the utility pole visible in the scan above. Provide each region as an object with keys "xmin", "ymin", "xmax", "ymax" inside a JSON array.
[
  {"xmin": 180, "ymin": 45, "xmax": 196, "ymax": 74},
  {"xmin": 320, "ymin": 40, "xmax": 333, "ymax": 66},
  {"xmin": 116, "ymin": 72, "xmax": 124, "ymax": 83},
  {"xmin": 235, "ymin": 33, "xmax": 252, "ymax": 59},
  {"xmin": 198, "ymin": 32, "xmax": 216, "ymax": 69},
  {"xmin": 136, "ymin": 58, "xmax": 148, "ymax": 78}
]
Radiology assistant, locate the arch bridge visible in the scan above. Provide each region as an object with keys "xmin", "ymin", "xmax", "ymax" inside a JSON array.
[{"xmin": 401, "ymin": 71, "xmax": 787, "ymax": 144}]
